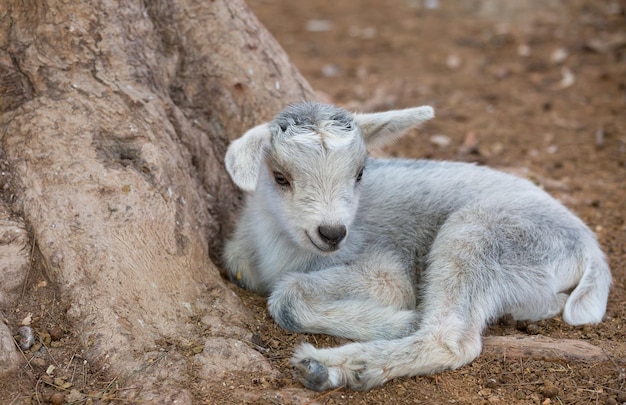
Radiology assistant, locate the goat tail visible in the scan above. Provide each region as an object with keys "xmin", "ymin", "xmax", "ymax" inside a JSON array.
[{"xmin": 562, "ymin": 249, "xmax": 612, "ymax": 325}]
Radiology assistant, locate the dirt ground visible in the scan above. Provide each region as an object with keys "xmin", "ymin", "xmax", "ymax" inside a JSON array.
[{"xmin": 2, "ymin": 0, "xmax": 625, "ymax": 404}]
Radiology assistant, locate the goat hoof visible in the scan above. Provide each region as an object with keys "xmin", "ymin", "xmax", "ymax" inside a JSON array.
[{"xmin": 294, "ymin": 358, "xmax": 330, "ymax": 391}]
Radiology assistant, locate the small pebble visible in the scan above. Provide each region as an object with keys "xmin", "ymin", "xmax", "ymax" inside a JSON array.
[
  {"xmin": 67, "ymin": 389, "xmax": 85, "ymax": 402},
  {"xmin": 424, "ymin": 0, "xmax": 440, "ymax": 10},
  {"xmin": 46, "ymin": 364, "xmax": 56, "ymax": 375},
  {"xmin": 459, "ymin": 131, "xmax": 479, "ymax": 154},
  {"xmin": 500, "ymin": 313, "xmax": 516, "ymax": 328},
  {"xmin": 40, "ymin": 375, "xmax": 53, "ymax": 385},
  {"xmin": 595, "ymin": 127, "xmax": 605, "ymax": 148},
  {"xmin": 541, "ymin": 384, "xmax": 559, "ymax": 398},
  {"xmin": 49, "ymin": 392, "xmax": 65, "ymax": 405},
  {"xmin": 48, "ymin": 326, "xmax": 63, "ymax": 340},
  {"xmin": 557, "ymin": 67, "xmax": 575, "ymax": 89},
  {"xmin": 20, "ymin": 314, "xmax": 32, "ymax": 326},
  {"xmin": 526, "ymin": 323, "xmax": 540, "ymax": 335},
  {"xmin": 430, "ymin": 134, "xmax": 452, "ymax": 148},
  {"xmin": 321, "ymin": 64, "xmax": 341, "ymax": 78},
  {"xmin": 40, "ymin": 331, "xmax": 51, "ymax": 346},
  {"xmin": 518, "ymin": 44, "xmax": 531, "ymax": 57},
  {"xmin": 550, "ymin": 47, "xmax": 568, "ymax": 64},
  {"xmin": 305, "ymin": 19, "xmax": 333, "ymax": 32},
  {"xmin": 446, "ymin": 54, "xmax": 461, "ymax": 70},
  {"xmin": 31, "ymin": 357, "xmax": 46, "ymax": 367},
  {"xmin": 16, "ymin": 325, "xmax": 35, "ymax": 350},
  {"xmin": 485, "ymin": 379, "xmax": 498, "ymax": 389}
]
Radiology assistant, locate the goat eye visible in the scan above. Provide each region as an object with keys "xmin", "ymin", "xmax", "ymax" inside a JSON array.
[
  {"xmin": 273, "ymin": 172, "xmax": 290, "ymax": 187},
  {"xmin": 356, "ymin": 167, "xmax": 364, "ymax": 183}
]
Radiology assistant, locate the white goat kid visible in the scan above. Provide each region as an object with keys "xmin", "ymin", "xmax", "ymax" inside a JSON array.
[{"xmin": 223, "ymin": 102, "xmax": 612, "ymax": 392}]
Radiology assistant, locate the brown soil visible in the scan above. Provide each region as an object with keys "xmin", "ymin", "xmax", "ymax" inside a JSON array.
[{"xmin": 2, "ymin": 0, "xmax": 625, "ymax": 404}]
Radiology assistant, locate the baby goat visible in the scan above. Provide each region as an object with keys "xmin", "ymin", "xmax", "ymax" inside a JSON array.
[{"xmin": 223, "ymin": 102, "xmax": 611, "ymax": 391}]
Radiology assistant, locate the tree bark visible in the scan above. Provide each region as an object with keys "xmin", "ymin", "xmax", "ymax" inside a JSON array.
[{"xmin": 0, "ymin": 0, "xmax": 315, "ymax": 401}]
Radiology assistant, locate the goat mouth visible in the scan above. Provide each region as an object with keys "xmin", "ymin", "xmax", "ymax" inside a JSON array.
[{"xmin": 305, "ymin": 232, "xmax": 339, "ymax": 253}]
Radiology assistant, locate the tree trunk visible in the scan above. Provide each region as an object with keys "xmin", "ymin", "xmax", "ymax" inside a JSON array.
[{"xmin": 0, "ymin": 0, "xmax": 315, "ymax": 401}]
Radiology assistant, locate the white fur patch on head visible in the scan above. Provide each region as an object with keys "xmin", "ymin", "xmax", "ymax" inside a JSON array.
[
  {"xmin": 272, "ymin": 102, "xmax": 360, "ymax": 152},
  {"xmin": 288, "ymin": 120, "xmax": 358, "ymax": 151}
]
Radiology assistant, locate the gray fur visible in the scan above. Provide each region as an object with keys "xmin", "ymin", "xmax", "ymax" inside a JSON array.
[{"xmin": 223, "ymin": 102, "xmax": 612, "ymax": 391}]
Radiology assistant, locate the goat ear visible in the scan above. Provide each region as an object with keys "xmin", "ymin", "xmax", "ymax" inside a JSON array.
[
  {"xmin": 355, "ymin": 106, "xmax": 434, "ymax": 149},
  {"xmin": 225, "ymin": 123, "xmax": 271, "ymax": 192}
]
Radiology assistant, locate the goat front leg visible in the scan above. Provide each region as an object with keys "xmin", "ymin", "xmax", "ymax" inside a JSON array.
[{"xmin": 267, "ymin": 252, "xmax": 419, "ymax": 341}]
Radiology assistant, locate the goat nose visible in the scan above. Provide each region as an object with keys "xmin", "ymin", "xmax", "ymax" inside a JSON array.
[{"xmin": 318, "ymin": 224, "xmax": 347, "ymax": 246}]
